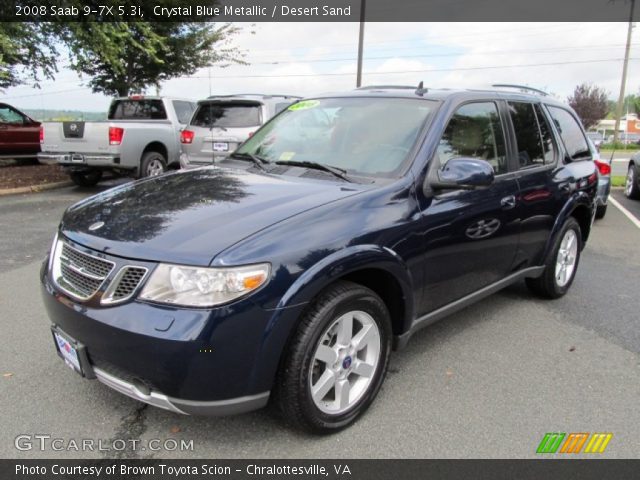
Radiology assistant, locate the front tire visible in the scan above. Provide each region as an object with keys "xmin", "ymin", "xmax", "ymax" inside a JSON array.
[
  {"xmin": 140, "ymin": 151, "xmax": 167, "ymax": 179},
  {"xmin": 274, "ymin": 281, "xmax": 391, "ymax": 434},
  {"xmin": 625, "ymin": 164, "xmax": 640, "ymax": 199},
  {"xmin": 526, "ymin": 217, "xmax": 582, "ymax": 299},
  {"xmin": 69, "ymin": 170, "xmax": 102, "ymax": 187}
]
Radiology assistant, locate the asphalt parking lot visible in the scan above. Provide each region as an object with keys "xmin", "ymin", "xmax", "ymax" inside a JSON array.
[{"xmin": 1, "ymin": 181, "xmax": 639, "ymax": 459}]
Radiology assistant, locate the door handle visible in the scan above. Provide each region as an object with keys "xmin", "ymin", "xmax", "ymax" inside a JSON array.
[{"xmin": 501, "ymin": 195, "xmax": 516, "ymax": 209}]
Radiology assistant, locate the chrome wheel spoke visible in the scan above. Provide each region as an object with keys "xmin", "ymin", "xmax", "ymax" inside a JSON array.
[
  {"xmin": 352, "ymin": 323, "xmax": 375, "ymax": 352},
  {"xmin": 336, "ymin": 313, "xmax": 354, "ymax": 345},
  {"xmin": 335, "ymin": 379, "xmax": 351, "ymax": 410},
  {"xmin": 315, "ymin": 344, "xmax": 338, "ymax": 365},
  {"xmin": 311, "ymin": 370, "xmax": 335, "ymax": 402},
  {"xmin": 352, "ymin": 360, "xmax": 375, "ymax": 378}
]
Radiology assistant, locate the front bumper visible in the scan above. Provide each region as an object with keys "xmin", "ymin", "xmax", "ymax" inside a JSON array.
[
  {"xmin": 40, "ymin": 244, "xmax": 280, "ymax": 415},
  {"xmin": 94, "ymin": 367, "xmax": 269, "ymax": 415}
]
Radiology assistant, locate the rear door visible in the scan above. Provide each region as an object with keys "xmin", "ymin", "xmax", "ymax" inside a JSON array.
[
  {"xmin": 186, "ymin": 100, "xmax": 263, "ymax": 164},
  {"xmin": 503, "ymin": 101, "xmax": 561, "ymax": 268},
  {"xmin": 415, "ymin": 100, "xmax": 521, "ymax": 315}
]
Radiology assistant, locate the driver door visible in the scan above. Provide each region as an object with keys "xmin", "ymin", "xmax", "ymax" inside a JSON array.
[{"xmin": 414, "ymin": 100, "xmax": 520, "ymax": 316}]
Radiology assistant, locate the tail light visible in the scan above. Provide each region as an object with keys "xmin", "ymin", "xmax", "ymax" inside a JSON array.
[
  {"xmin": 180, "ymin": 130, "xmax": 195, "ymax": 144},
  {"xmin": 594, "ymin": 159, "xmax": 611, "ymax": 176},
  {"xmin": 109, "ymin": 127, "xmax": 124, "ymax": 145},
  {"xmin": 39, "ymin": 125, "xmax": 44, "ymax": 143}
]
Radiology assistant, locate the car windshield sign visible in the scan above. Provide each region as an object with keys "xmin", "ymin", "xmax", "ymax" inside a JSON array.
[{"xmin": 235, "ymin": 97, "xmax": 435, "ymax": 178}]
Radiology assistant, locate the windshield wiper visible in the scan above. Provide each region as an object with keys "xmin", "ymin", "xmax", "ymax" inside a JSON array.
[
  {"xmin": 275, "ymin": 160, "xmax": 354, "ymax": 183},
  {"xmin": 230, "ymin": 152, "xmax": 271, "ymax": 171}
]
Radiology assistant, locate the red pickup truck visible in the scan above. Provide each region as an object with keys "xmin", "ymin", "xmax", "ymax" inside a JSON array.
[{"xmin": 0, "ymin": 103, "xmax": 41, "ymax": 158}]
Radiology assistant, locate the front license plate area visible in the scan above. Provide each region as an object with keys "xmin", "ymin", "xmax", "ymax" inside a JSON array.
[{"xmin": 51, "ymin": 327, "xmax": 94, "ymax": 378}]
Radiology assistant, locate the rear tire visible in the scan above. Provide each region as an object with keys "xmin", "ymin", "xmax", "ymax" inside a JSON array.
[
  {"xmin": 274, "ymin": 281, "xmax": 391, "ymax": 434},
  {"xmin": 140, "ymin": 151, "xmax": 167, "ymax": 178},
  {"xmin": 526, "ymin": 217, "xmax": 582, "ymax": 299},
  {"xmin": 625, "ymin": 164, "xmax": 640, "ymax": 199},
  {"xmin": 595, "ymin": 204, "xmax": 607, "ymax": 219},
  {"xmin": 69, "ymin": 170, "xmax": 102, "ymax": 187}
]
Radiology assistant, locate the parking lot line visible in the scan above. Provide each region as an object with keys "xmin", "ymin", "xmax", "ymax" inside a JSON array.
[{"xmin": 609, "ymin": 196, "xmax": 640, "ymax": 230}]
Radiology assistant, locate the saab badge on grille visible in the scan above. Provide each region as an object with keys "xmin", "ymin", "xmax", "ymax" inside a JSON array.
[{"xmin": 88, "ymin": 221, "xmax": 105, "ymax": 231}]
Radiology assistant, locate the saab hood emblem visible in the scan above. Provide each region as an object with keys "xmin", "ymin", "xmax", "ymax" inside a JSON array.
[
  {"xmin": 88, "ymin": 221, "xmax": 105, "ymax": 231},
  {"xmin": 69, "ymin": 123, "xmax": 78, "ymax": 132}
]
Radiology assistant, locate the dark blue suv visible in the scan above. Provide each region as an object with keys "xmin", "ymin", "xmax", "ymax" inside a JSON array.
[{"xmin": 41, "ymin": 86, "xmax": 597, "ymax": 433}]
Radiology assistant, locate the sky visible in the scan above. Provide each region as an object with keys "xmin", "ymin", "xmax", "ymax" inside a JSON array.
[{"xmin": 3, "ymin": 22, "xmax": 640, "ymax": 112}]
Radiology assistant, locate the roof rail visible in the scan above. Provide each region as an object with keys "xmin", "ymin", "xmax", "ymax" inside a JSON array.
[
  {"xmin": 206, "ymin": 93, "xmax": 301, "ymax": 99},
  {"xmin": 491, "ymin": 84, "xmax": 549, "ymax": 97},
  {"xmin": 356, "ymin": 85, "xmax": 416, "ymax": 90}
]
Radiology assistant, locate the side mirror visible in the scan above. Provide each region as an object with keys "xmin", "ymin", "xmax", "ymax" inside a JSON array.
[{"xmin": 430, "ymin": 157, "xmax": 495, "ymax": 190}]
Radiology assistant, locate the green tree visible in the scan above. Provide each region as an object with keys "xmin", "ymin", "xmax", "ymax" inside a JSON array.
[
  {"xmin": 0, "ymin": 23, "xmax": 59, "ymax": 89},
  {"xmin": 65, "ymin": 22, "xmax": 242, "ymax": 97},
  {"xmin": 567, "ymin": 83, "xmax": 609, "ymax": 130}
]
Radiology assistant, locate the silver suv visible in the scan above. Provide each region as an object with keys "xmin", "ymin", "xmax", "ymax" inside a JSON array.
[{"xmin": 179, "ymin": 94, "xmax": 300, "ymax": 168}]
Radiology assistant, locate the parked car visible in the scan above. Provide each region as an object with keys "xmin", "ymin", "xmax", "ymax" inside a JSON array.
[
  {"xmin": 607, "ymin": 132, "xmax": 640, "ymax": 145},
  {"xmin": 587, "ymin": 138, "xmax": 611, "ymax": 219},
  {"xmin": 179, "ymin": 94, "xmax": 300, "ymax": 168},
  {"xmin": 38, "ymin": 96, "xmax": 196, "ymax": 186},
  {"xmin": 626, "ymin": 153, "xmax": 640, "ymax": 199},
  {"xmin": 585, "ymin": 131, "xmax": 604, "ymax": 149},
  {"xmin": 41, "ymin": 87, "xmax": 597, "ymax": 433},
  {"xmin": 0, "ymin": 103, "xmax": 41, "ymax": 157}
]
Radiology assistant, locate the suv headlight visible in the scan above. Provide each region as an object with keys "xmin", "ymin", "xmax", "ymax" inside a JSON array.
[{"xmin": 139, "ymin": 263, "xmax": 270, "ymax": 307}]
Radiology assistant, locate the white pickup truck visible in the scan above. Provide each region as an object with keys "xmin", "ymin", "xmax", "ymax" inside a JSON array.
[{"xmin": 38, "ymin": 96, "xmax": 196, "ymax": 186}]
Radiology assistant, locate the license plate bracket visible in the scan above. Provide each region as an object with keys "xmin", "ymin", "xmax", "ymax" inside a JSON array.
[{"xmin": 51, "ymin": 326, "xmax": 95, "ymax": 379}]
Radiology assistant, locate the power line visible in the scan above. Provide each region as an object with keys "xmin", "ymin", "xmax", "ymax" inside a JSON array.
[
  {"xmin": 183, "ymin": 57, "xmax": 639, "ymax": 80},
  {"xmin": 1, "ymin": 87, "xmax": 91, "ymax": 100},
  {"xmin": 246, "ymin": 43, "xmax": 640, "ymax": 65}
]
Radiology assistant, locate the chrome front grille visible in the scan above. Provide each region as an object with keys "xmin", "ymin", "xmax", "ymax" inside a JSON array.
[
  {"xmin": 61, "ymin": 243, "xmax": 113, "ymax": 278},
  {"xmin": 102, "ymin": 266, "xmax": 148, "ymax": 305},
  {"xmin": 52, "ymin": 241, "xmax": 115, "ymax": 301},
  {"xmin": 51, "ymin": 239, "xmax": 149, "ymax": 305}
]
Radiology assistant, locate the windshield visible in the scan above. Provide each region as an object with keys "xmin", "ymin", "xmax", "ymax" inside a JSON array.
[
  {"xmin": 191, "ymin": 102, "xmax": 262, "ymax": 128},
  {"xmin": 235, "ymin": 97, "xmax": 436, "ymax": 177}
]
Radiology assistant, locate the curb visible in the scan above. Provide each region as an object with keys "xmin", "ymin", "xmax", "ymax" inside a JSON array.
[{"xmin": 0, "ymin": 180, "xmax": 74, "ymax": 197}]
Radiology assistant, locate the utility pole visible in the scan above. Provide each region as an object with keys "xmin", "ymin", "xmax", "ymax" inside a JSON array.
[
  {"xmin": 613, "ymin": 0, "xmax": 635, "ymax": 145},
  {"xmin": 356, "ymin": 0, "xmax": 366, "ymax": 87}
]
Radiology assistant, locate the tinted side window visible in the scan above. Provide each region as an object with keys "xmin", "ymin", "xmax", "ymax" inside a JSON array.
[
  {"xmin": 534, "ymin": 104, "xmax": 556, "ymax": 164},
  {"xmin": 172, "ymin": 100, "xmax": 196, "ymax": 124},
  {"xmin": 0, "ymin": 106, "xmax": 25, "ymax": 124},
  {"xmin": 438, "ymin": 102, "xmax": 507, "ymax": 175},
  {"xmin": 508, "ymin": 102, "xmax": 545, "ymax": 168},
  {"xmin": 547, "ymin": 106, "xmax": 590, "ymax": 161},
  {"xmin": 108, "ymin": 100, "xmax": 167, "ymax": 120}
]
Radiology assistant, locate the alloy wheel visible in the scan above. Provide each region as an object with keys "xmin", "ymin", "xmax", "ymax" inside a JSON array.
[
  {"xmin": 147, "ymin": 159, "xmax": 165, "ymax": 177},
  {"xmin": 555, "ymin": 229, "xmax": 578, "ymax": 287},
  {"xmin": 309, "ymin": 310, "xmax": 381, "ymax": 415},
  {"xmin": 626, "ymin": 167, "xmax": 635, "ymax": 197}
]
